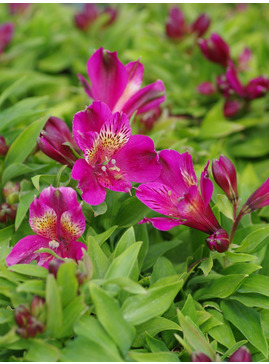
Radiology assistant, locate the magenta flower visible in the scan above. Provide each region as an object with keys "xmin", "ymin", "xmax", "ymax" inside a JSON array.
[
  {"xmin": 242, "ymin": 177, "xmax": 269, "ymax": 214},
  {"xmin": 229, "ymin": 346, "xmax": 252, "ymax": 362},
  {"xmin": 9, "ymin": 3, "xmax": 30, "ymax": 15},
  {"xmin": 166, "ymin": 6, "xmax": 210, "ymax": 40},
  {"xmin": 166, "ymin": 6, "xmax": 186, "ymax": 39},
  {"xmin": 38, "ymin": 116, "xmax": 80, "ymax": 168},
  {"xmin": 190, "ymin": 13, "xmax": 210, "ymax": 38},
  {"xmin": 6, "ymin": 186, "xmax": 86, "ymax": 268},
  {"xmin": 212, "ymin": 155, "xmax": 238, "ymax": 205},
  {"xmin": 71, "ymin": 101, "xmax": 161, "ymax": 206},
  {"xmin": 136, "ymin": 150, "xmax": 229, "ymax": 253},
  {"xmin": 74, "ymin": 3, "xmax": 98, "ymax": 31},
  {"xmin": 0, "ymin": 22, "xmax": 14, "ymax": 54},
  {"xmin": 197, "ymin": 81, "xmax": 216, "ymax": 95},
  {"xmin": 78, "ymin": 48, "xmax": 165, "ymax": 118},
  {"xmin": 198, "ymin": 33, "xmax": 230, "ymax": 67}
]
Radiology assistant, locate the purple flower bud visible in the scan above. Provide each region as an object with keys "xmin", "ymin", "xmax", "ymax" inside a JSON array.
[
  {"xmin": 9, "ymin": 3, "xmax": 30, "ymax": 15},
  {"xmin": 38, "ymin": 116, "xmax": 80, "ymax": 168},
  {"xmin": 14, "ymin": 305, "xmax": 30, "ymax": 328},
  {"xmin": 242, "ymin": 177, "xmax": 269, "ymax": 214},
  {"xmin": 102, "ymin": 6, "xmax": 118, "ymax": 27},
  {"xmin": 48, "ymin": 258, "xmax": 65, "ymax": 278},
  {"xmin": 2, "ymin": 181, "xmax": 20, "ymax": 205},
  {"xmin": 191, "ymin": 352, "xmax": 212, "ymax": 362},
  {"xmin": 197, "ymin": 81, "xmax": 216, "ymax": 95},
  {"xmin": 238, "ymin": 47, "xmax": 252, "ymax": 72},
  {"xmin": 166, "ymin": 6, "xmax": 186, "ymax": 39},
  {"xmin": 206, "ymin": 228, "xmax": 230, "ymax": 253},
  {"xmin": 0, "ymin": 202, "xmax": 17, "ymax": 223},
  {"xmin": 198, "ymin": 33, "xmax": 230, "ymax": 67},
  {"xmin": 76, "ymin": 271, "xmax": 87, "ymax": 286},
  {"xmin": 229, "ymin": 346, "xmax": 252, "ymax": 362},
  {"xmin": 223, "ymin": 99, "xmax": 244, "ymax": 118},
  {"xmin": 212, "ymin": 155, "xmax": 238, "ymax": 204},
  {"xmin": 0, "ymin": 135, "xmax": 9, "ymax": 156},
  {"xmin": 190, "ymin": 13, "xmax": 210, "ymax": 38},
  {"xmin": 138, "ymin": 106, "xmax": 162, "ymax": 131},
  {"xmin": 74, "ymin": 3, "xmax": 98, "ymax": 31},
  {"xmin": 30, "ymin": 296, "xmax": 45, "ymax": 318},
  {"xmin": 245, "ymin": 76, "xmax": 269, "ymax": 100},
  {"xmin": 0, "ymin": 22, "xmax": 14, "ymax": 54},
  {"xmin": 26, "ymin": 316, "xmax": 45, "ymax": 338}
]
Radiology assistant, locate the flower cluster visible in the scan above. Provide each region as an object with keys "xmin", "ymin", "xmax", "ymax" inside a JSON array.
[
  {"xmin": 198, "ymin": 33, "xmax": 269, "ymax": 117},
  {"xmin": 166, "ymin": 6, "xmax": 210, "ymax": 40},
  {"xmin": 74, "ymin": 4, "xmax": 117, "ymax": 31}
]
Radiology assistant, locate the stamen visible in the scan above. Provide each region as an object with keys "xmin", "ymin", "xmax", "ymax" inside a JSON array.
[
  {"xmin": 101, "ymin": 166, "xmax": 107, "ymax": 172},
  {"xmin": 111, "ymin": 159, "xmax": 116, "ymax": 165},
  {"xmin": 49, "ymin": 240, "xmax": 60, "ymax": 249}
]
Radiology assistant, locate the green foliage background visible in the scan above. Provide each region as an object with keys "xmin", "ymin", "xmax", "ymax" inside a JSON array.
[{"xmin": 0, "ymin": 3, "xmax": 269, "ymax": 362}]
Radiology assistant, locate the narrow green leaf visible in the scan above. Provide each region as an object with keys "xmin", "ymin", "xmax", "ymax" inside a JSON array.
[
  {"xmin": 45, "ymin": 274, "xmax": 63, "ymax": 338},
  {"xmin": 87, "ymin": 235, "xmax": 109, "ymax": 279},
  {"xmin": 230, "ymin": 293, "xmax": 269, "ymax": 309},
  {"xmin": 221, "ymin": 300, "xmax": 268, "ymax": 356},
  {"xmin": 199, "ymin": 254, "xmax": 213, "ymax": 277},
  {"xmin": 122, "ymin": 280, "xmax": 183, "ymax": 325},
  {"xmin": 90, "ymin": 284, "xmax": 135, "ymax": 356},
  {"xmin": 151, "ymin": 257, "xmax": 177, "ymax": 284},
  {"xmin": 0, "ymin": 76, "xmax": 27, "ymax": 108},
  {"xmin": 216, "ymin": 194, "xmax": 234, "ymax": 220},
  {"xmin": 103, "ymin": 277, "xmax": 147, "ymax": 295},
  {"xmin": 17, "ymin": 280, "xmax": 45, "ymax": 296},
  {"xmin": 8, "ymin": 264, "xmax": 48, "ymax": 278},
  {"xmin": 128, "ymin": 351, "xmax": 179, "ymax": 362},
  {"xmin": 145, "ymin": 332, "xmax": 170, "ymax": 352},
  {"xmin": 24, "ymin": 339, "xmax": 60, "ymax": 362},
  {"xmin": 4, "ymin": 115, "xmax": 49, "ymax": 169},
  {"xmin": 236, "ymin": 226, "xmax": 269, "ymax": 253},
  {"xmin": 114, "ymin": 196, "xmax": 149, "ymax": 227},
  {"xmin": 114, "ymin": 227, "xmax": 136, "ymax": 258},
  {"xmin": 92, "ymin": 225, "xmax": 118, "ymax": 246},
  {"xmin": 206, "ymin": 309, "xmax": 235, "ymax": 348},
  {"xmin": 15, "ymin": 190, "xmax": 36, "ymax": 230},
  {"xmin": 59, "ymin": 296, "xmax": 86, "ymax": 338},
  {"xmin": 57, "ymin": 261, "xmax": 78, "ymax": 307},
  {"xmin": 238, "ymin": 274, "xmax": 269, "ymax": 296},
  {"xmin": 105, "ymin": 242, "xmax": 142, "ymax": 280},
  {"xmin": 177, "ymin": 309, "xmax": 215, "ymax": 360}
]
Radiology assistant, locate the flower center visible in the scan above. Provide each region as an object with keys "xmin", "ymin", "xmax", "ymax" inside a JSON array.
[{"xmin": 49, "ymin": 240, "xmax": 60, "ymax": 249}]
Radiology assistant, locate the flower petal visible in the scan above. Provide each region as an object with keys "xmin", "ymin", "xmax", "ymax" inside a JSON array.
[
  {"xmin": 72, "ymin": 159, "xmax": 106, "ymax": 205},
  {"xmin": 136, "ymin": 182, "xmax": 180, "ymax": 217},
  {"xmin": 122, "ymin": 80, "xmax": 165, "ymax": 117},
  {"xmin": 113, "ymin": 60, "xmax": 144, "ymax": 112},
  {"xmin": 138, "ymin": 217, "xmax": 183, "ymax": 231},
  {"xmin": 6, "ymin": 235, "xmax": 51, "ymax": 267},
  {"xmin": 64, "ymin": 240, "xmax": 87, "ymax": 262},
  {"xmin": 115, "ymin": 135, "xmax": 161, "ymax": 183},
  {"xmin": 87, "ymin": 48, "xmax": 128, "ymax": 110},
  {"xmin": 73, "ymin": 101, "xmax": 112, "ymax": 148},
  {"xmin": 29, "ymin": 197, "xmax": 57, "ymax": 239},
  {"xmin": 77, "ymin": 73, "xmax": 93, "ymax": 98},
  {"xmin": 226, "ymin": 61, "xmax": 245, "ymax": 97},
  {"xmin": 38, "ymin": 186, "xmax": 80, "ymax": 218},
  {"xmin": 97, "ymin": 165, "xmax": 132, "ymax": 193},
  {"xmin": 200, "ymin": 160, "xmax": 213, "ymax": 207},
  {"xmin": 59, "ymin": 205, "xmax": 86, "ymax": 241}
]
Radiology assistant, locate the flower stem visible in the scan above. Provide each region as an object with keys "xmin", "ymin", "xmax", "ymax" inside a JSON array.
[{"xmin": 229, "ymin": 209, "xmax": 245, "ymax": 244}]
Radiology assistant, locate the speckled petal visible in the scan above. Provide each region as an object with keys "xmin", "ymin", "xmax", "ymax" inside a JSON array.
[
  {"xmin": 59, "ymin": 205, "xmax": 86, "ymax": 241},
  {"xmin": 29, "ymin": 197, "xmax": 57, "ymax": 239}
]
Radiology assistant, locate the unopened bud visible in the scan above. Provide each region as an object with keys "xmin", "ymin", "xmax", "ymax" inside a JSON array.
[
  {"xmin": 76, "ymin": 271, "xmax": 87, "ymax": 286},
  {"xmin": 191, "ymin": 352, "xmax": 212, "ymax": 362},
  {"xmin": 14, "ymin": 305, "xmax": 30, "ymax": 327},
  {"xmin": 26, "ymin": 316, "xmax": 45, "ymax": 338},
  {"xmin": 190, "ymin": 13, "xmax": 210, "ymax": 38},
  {"xmin": 198, "ymin": 33, "xmax": 230, "ymax": 67},
  {"xmin": 0, "ymin": 202, "xmax": 17, "ymax": 223},
  {"xmin": 206, "ymin": 228, "xmax": 229, "ymax": 253},
  {"xmin": 229, "ymin": 346, "xmax": 252, "ymax": 362},
  {"xmin": 48, "ymin": 258, "xmax": 65, "ymax": 278},
  {"xmin": 2, "ymin": 181, "xmax": 20, "ymax": 204},
  {"xmin": 242, "ymin": 177, "xmax": 269, "ymax": 214},
  {"xmin": 212, "ymin": 155, "xmax": 238, "ymax": 205},
  {"xmin": 0, "ymin": 135, "xmax": 9, "ymax": 156},
  {"xmin": 30, "ymin": 295, "xmax": 45, "ymax": 318}
]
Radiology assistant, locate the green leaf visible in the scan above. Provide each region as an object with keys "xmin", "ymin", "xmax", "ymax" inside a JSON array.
[
  {"xmin": 199, "ymin": 254, "xmax": 213, "ymax": 277},
  {"xmin": 87, "ymin": 236, "xmax": 109, "ymax": 279},
  {"xmin": 113, "ymin": 196, "xmax": 149, "ymax": 227},
  {"xmin": 225, "ymin": 251, "xmax": 258, "ymax": 263},
  {"xmin": 142, "ymin": 240, "xmax": 182, "ymax": 271},
  {"xmin": 133, "ymin": 316, "xmax": 181, "ymax": 348},
  {"xmin": 45, "ymin": 274, "xmax": 63, "ymax": 339},
  {"xmin": 103, "ymin": 277, "xmax": 147, "ymax": 295},
  {"xmin": 221, "ymin": 300, "xmax": 268, "ymax": 356},
  {"xmin": 14, "ymin": 189, "xmax": 37, "ymax": 231},
  {"xmin": 151, "ymin": 257, "xmax": 177, "ymax": 284},
  {"xmin": 91, "ymin": 201, "xmax": 107, "ymax": 216},
  {"xmin": 177, "ymin": 309, "xmax": 215, "ymax": 360},
  {"xmin": 91, "ymin": 225, "xmax": 118, "ymax": 246},
  {"xmin": 206, "ymin": 309, "xmax": 235, "ymax": 349},
  {"xmin": 24, "ymin": 339, "xmax": 60, "ymax": 362},
  {"xmin": 2, "ymin": 163, "xmax": 32, "ymax": 185},
  {"xmin": 17, "ymin": 280, "xmax": 45, "ymax": 296},
  {"xmin": 182, "ymin": 294, "xmax": 198, "ymax": 325},
  {"xmin": 216, "ymin": 194, "xmax": 234, "ymax": 220},
  {"xmin": 90, "ymin": 284, "xmax": 135, "ymax": 356},
  {"xmin": 114, "ymin": 227, "xmax": 136, "ymax": 258},
  {"xmin": 74, "ymin": 315, "xmax": 122, "ymax": 360},
  {"xmin": 122, "ymin": 280, "xmax": 183, "ymax": 325},
  {"xmin": 59, "ymin": 296, "xmax": 86, "ymax": 338},
  {"xmin": 0, "ymin": 96, "xmax": 48, "ymax": 132},
  {"xmin": 221, "ymin": 262, "xmax": 261, "ymax": 275},
  {"xmin": 238, "ymin": 275, "xmax": 269, "ymax": 296},
  {"xmin": 236, "ymin": 226, "xmax": 269, "ymax": 253},
  {"xmin": 193, "ymin": 274, "xmax": 247, "ymax": 300},
  {"xmin": 128, "ymin": 351, "xmax": 179, "ymax": 362},
  {"xmin": 105, "ymin": 242, "xmax": 142, "ymax": 280},
  {"xmin": 0, "ymin": 76, "xmax": 27, "ymax": 109},
  {"xmin": 57, "ymin": 261, "xmax": 78, "ymax": 307},
  {"xmin": 230, "ymin": 293, "xmax": 269, "ymax": 309},
  {"xmin": 145, "ymin": 332, "xmax": 170, "ymax": 352},
  {"xmin": 4, "ymin": 115, "xmax": 49, "ymax": 169},
  {"xmin": 8, "ymin": 264, "xmax": 48, "ymax": 278}
]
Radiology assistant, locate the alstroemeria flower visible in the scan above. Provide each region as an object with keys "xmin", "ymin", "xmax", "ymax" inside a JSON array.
[
  {"xmin": 0, "ymin": 22, "xmax": 14, "ymax": 54},
  {"xmin": 241, "ymin": 177, "xmax": 269, "ymax": 214},
  {"xmin": 6, "ymin": 186, "xmax": 86, "ymax": 268},
  {"xmin": 72, "ymin": 101, "xmax": 161, "ymax": 206},
  {"xmin": 78, "ymin": 48, "xmax": 165, "ymax": 119},
  {"xmin": 136, "ymin": 150, "xmax": 229, "ymax": 253}
]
